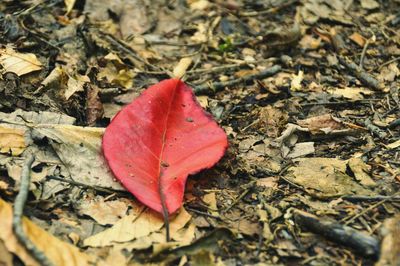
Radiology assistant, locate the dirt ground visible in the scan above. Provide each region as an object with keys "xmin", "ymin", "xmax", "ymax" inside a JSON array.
[{"xmin": 0, "ymin": 0, "xmax": 399, "ymax": 265}]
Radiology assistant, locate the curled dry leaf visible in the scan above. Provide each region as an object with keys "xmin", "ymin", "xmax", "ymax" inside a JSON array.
[
  {"xmin": 0, "ymin": 47, "xmax": 42, "ymax": 76},
  {"xmin": 103, "ymin": 79, "xmax": 228, "ymax": 215}
]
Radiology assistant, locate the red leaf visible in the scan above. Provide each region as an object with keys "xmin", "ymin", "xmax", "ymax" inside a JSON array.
[{"xmin": 102, "ymin": 79, "xmax": 228, "ymax": 215}]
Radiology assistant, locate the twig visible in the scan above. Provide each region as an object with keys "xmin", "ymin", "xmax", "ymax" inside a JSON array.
[
  {"xmin": 13, "ymin": 154, "xmax": 54, "ymax": 266},
  {"xmin": 294, "ymin": 209, "xmax": 379, "ymax": 258},
  {"xmin": 45, "ymin": 175, "xmax": 128, "ymax": 195},
  {"xmin": 224, "ymin": 181, "xmax": 256, "ymax": 212},
  {"xmin": 300, "ymin": 99, "xmax": 381, "ymax": 107},
  {"xmin": 338, "ymin": 56, "xmax": 382, "ymax": 90},
  {"xmin": 364, "ymin": 118, "xmax": 387, "ymax": 138},
  {"xmin": 159, "ymin": 186, "xmax": 170, "ymax": 242},
  {"xmin": 194, "ymin": 65, "xmax": 281, "ymax": 94},
  {"xmin": 185, "ymin": 206, "xmax": 221, "ymax": 219},
  {"xmin": 343, "ymin": 197, "xmax": 391, "ymax": 225},
  {"xmin": 342, "ymin": 195, "xmax": 400, "ymax": 202},
  {"xmin": 359, "ymin": 39, "xmax": 370, "ymax": 69},
  {"xmin": 389, "ymin": 118, "xmax": 400, "ymax": 129},
  {"xmin": 187, "ymin": 58, "xmax": 277, "ymax": 75},
  {"xmin": 239, "ymin": 0, "xmax": 299, "ymax": 17},
  {"xmin": 377, "ymin": 56, "xmax": 400, "ymax": 70}
]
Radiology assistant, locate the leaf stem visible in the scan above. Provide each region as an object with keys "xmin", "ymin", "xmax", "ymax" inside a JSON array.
[{"xmin": 159, "ymin": 187, "xmax": 170, "ymax": 242}]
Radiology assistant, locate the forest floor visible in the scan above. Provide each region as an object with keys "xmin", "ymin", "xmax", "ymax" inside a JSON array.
[{"xmin": 0, "ymin": 0, "xmax": 399, "ymax": 265}]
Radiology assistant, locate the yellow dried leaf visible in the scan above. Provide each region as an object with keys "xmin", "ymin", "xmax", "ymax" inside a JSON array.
[
  {"xmin": 173, "ymin": 57, "xmax": 192, "ymax": 78},
  {"xmin": 0, "ymin": 48, "xmax": 42, "ymax": 76},
  {"xmin": 0, "ymin": 126, "xmax": 26, "ymax": 156},
  {"xmin": 0, "ymin": 199, "xmax": 91, "ymax": 266},
  {"xmin": 64, "ymin": 0, "xmax": 76, "ymax": 14},
  {"xmin": 83, "ymin": 207, "xmax": 160, "ymax": 247},
  {"xmin": 349, "ymin": 32, "xmax": 366, "ymax": 47}
]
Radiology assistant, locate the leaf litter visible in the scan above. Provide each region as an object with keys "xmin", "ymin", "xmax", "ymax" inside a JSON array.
[{"xmin": 0, "ymin": 0, "xmax": 399, "ymax": 265}]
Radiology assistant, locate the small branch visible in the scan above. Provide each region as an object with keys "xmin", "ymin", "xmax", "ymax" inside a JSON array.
[
  {"xmin": 45, "ymin": 175, "xmax": 127, "ymax": 195},
  {"xmin": 338, "ymin": 56, "xmax": 382, "ymax": 90},
  {"xmin": 364, "ymin": 118, "xmax": 387, "ymax": 138},
  {"xmin": 359, "ymin": 39, "xmax": 370, "ymax": 69},
  {"xmin": 342, "ymin": 195, "xmax": 400, "ymax": 202},
  {"xmin": 13, "ymin": 154, "xmax": 54, "ymax": 266},
  {"xmin": 194, "ymin": 65, "xmax": 282, "ymax": 94},
  {"xmin": 294, "ymin": 209, "xmax": 379, "ymax": 258},
  {"xmin": 389, "ymin": 118, "xmax": 400, "ymax": 129}
]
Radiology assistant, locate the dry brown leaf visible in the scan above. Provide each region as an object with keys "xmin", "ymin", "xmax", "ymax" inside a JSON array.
[
  {"xmin": 258, "ymin": 105, "xmax": 289, "ymax": 138},
  {"xmin": 376, "ymin": 214, "xmax": 400, "ymax": 266},
  {"xmin": 0, "ymin": 239, "xmax": 13, "ymax": 266},
  {"xmin": 287, "ymin": 142, "xmax": 315, "ymax": 158},
  {"xmin": 299, "ymin": 35, "xmax": 321, "ymax": 50},
  {"xmin": 361, "ymin": 0, "xmax": 379, "ymax": 9},
  {"xmin": 349, "ymin": 32, "xmax": 366, "ymax": 47},
  {"xmin": 78, "ymin": 196, "xmax": 131, "ymax": 225},
  {"xmin": 379, "ymin": 62, "xmax": 400, "ymax": 82},
  {"xmin": 297, "ymin": 114, "xmax": 344, "ymax": 134},
  {"xmin": 386, "ymin": 139, "xmax": 400, "ymax": 149},
  {"xmin": 173, "ymin": 57, "xmax": 192, "ymax": 78},
  {"xmin": 189, "ymin": 0, "xmax": 210, "ymax": 10},
  {"xmin": 65, "ymin": 74, "xmax": 88, "ymax": 100},
  {"xmin": 86, "ymin": 84, "xmax": 104, "ymax": 126},
  {"xmin": 33, "ymin": 125, "xmax": 123, "ymax": 190},
  {"xmin": 83, "ymin": 207, "xmax": 160, "ymax": 247},
  {"xmin": 327, "ymin": 87, "xmax": 373, "ymax": 100},
  {"xmin": 0, "ymin": 126, "xmax": 26, "ymax": 156},
  {"xmin": 203, "ymin": 192, "xmax": 219, "ymax": 217},
  {"xmin": 348, "ymin": 158, "xmax": 376, "ymax": 187},
  {"xmin": 196, "ymin": 96, "xmax": 209, "ymax": 108},
  {"xmin": 98, "ymin": 53, "xmax": 136, "ymax": 89},
  {"xmin": 290, "ymin": 70, "xmax": 304, "ymax": 91},
  {"xmin": 0, "ymin": 199, "xmax": 91, "ymax": 266},
  {"xmin": 285, "ymin": 158, "xmax": 375, "ymax": 198},
  {"xmin": 0, "ymin": 48, "xmax": 42, "ymax": 76},
  {"xmin": 256, "ymin": 177, "xmax": 278, "ymax": 189}
]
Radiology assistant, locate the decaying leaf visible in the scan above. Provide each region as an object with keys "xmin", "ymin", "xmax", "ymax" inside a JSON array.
[
  {"xmin": 348, "ymin": 157, "xmax": 376, "ymax": 187},
  {"xmin": 376, "ymin": 214, "xmax": 400, "ymax": 266},
  {"xmin": 285, "ymin": 158, "xmax": 375, "ymax": 198},
  {"xmin": 203, "ymin": 192, "xmax": 219, "ymax": 217},
  {"xmin": 0, "ymin": 47, "xmax": 42, "ymax": 76},
  {"xmin": 33, "ymin": 125, "xmax": 123, "ymax": 190},
  {"xmin": 297, "ymin": 114, "xmax": 345, "ymax": 134},
  {"xmin": 0, "ymin": 199, "xmax": 91, "ymax": 266}
]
